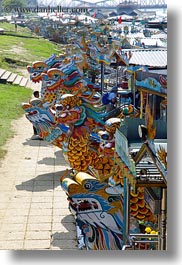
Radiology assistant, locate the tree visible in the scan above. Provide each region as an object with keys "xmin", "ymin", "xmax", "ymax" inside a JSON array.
[
  {"xmin": 2, "ymin": 0, "xmax": 25, "ymax": 11},
  {"xmin": 2, "ymin": 0, "xmax": 26, "ymax": 18}
]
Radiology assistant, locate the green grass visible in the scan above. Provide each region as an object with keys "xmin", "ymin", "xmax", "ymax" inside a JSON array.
[
  {"xmin": 0, "ymin": 83, "xmax": 32, "ymax": 159},
  {"xmin": 0, "ymin": 22, "xmax": 62, "ymax": 160},
  {"xmin": 0, "ymin": 22, "xmax": 62, "ymax": 74},
  {"xmin": 0, "ymin": 21, "xmax": 33, "ymax": 34}
]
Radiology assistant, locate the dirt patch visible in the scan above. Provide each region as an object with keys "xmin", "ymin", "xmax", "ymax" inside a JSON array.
[
  {"xmin": 1, "ymin": 44, "xmax": 30, "ymax": 76},
  {"xmin": 9, "ymin": 45, "xmax": 27, "ymax": 55},
  {"xmin": 3, "ymin": 57, "xmax": 28, "ymax": 66}
]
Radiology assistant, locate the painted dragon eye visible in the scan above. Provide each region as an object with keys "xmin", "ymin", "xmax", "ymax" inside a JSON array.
[
  {"xmin": 84, "ymin": 182, "xmax": 92, "ymax": 190},
  {"xmin": 56, "ymin": 105, "xmax": 63, "ymax": 111},
  {"xmin": 101, "ymin": 133, "xmax": 110, "ymax": 140},
  {"xmin": 53, "ymin": 74, "xmax": 59, "ymax": 80},
  {"xmin": 29, "ymin": 110, "xmax": 38, "ymax": 115}
]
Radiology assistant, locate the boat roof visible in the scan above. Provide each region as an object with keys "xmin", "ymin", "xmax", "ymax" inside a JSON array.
[
  {"xmin": 130, "ymin": 37, "xmax": 167, "ymax": 48},
  {"xmin": 126, "ymin": 49, "xmax": 167, "ymax": 68}
]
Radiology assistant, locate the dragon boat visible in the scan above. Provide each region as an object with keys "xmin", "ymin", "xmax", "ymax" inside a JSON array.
[{"xmin": 22, "ymin": 41, "xmax": 160, "ymax": 250}]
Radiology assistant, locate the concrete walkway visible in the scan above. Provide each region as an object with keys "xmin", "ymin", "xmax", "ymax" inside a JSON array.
[{"xmin": 0, "ymin": 115, "xmax": 78, "ymax": 250}]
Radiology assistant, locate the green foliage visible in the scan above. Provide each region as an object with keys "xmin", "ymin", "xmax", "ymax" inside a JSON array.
[{"xmin": 2, "ymin": 0, "xmax": 25, "ymax": 9}]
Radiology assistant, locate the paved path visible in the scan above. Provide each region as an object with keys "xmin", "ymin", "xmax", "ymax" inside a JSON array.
[{"xmin": 0, "ymin": 115, "xmax": 78, "ymax": 250}]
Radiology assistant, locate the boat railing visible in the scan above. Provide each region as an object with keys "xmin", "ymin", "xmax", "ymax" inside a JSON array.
[{"xmin": 122, "ymin": 233, "xmax": 159, "ymax": 250}]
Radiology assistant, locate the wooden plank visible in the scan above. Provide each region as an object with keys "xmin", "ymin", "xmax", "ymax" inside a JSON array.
[
  {"xmin": 26, "ymin": 79, "xmax": 41, "ymax": 90},
  {"xmin": 0, "ymin": 70, "xmax": 11, "ymax": 82},
  {"xmin": 19, "ymin": 77, "xmax": 28, "ymax": 87},
  {"xmin": 13, "ymin": 75, "xmax": 23, "ymax": 85},
  {"xmin": 25, "ymin": 79, "xmax": 33, "ymax": 89},
  {"xmin": 0, "ymin": 68, "xmax": 6, "ymax": 78},
  {"xmin": 7, "ymin": 73, "xmax": 17, "ymax": 83}
]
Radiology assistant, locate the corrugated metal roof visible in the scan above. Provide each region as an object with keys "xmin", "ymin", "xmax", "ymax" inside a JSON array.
[
  {"xmin": 128, "ymin": 49, "xmax": 167, "ymax": 68},
  {"xmin": 130, "ymin": 37, "xmax": 167, "ymax": 48}
]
